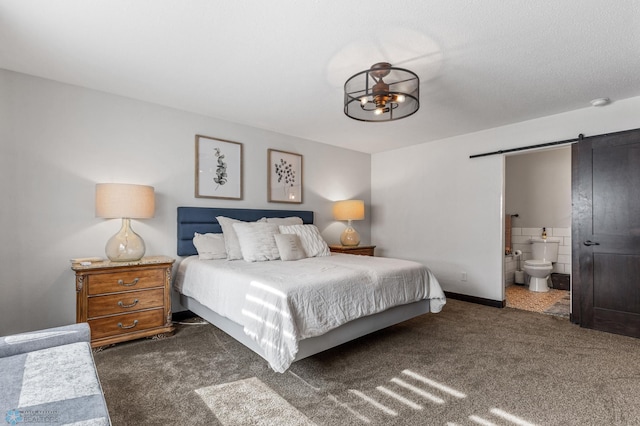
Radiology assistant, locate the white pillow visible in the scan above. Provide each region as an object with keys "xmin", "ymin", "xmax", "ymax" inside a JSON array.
[
  {"xmin": 278, "ymin": 224, "xmax": 330, "ymax": 257},
  {"xmin": 263, "ymin": 216, "xmax": 304, "ymax": 225},
  {"xmin": 274, "ymin": 234, "xmax": 307, "ymax": 261},
  {"xmin": 192, "ymin": 232, "xmax": 227, "ymax": 260},
  {"xmin": 233, "ymin": 222, "xmax": 281, "ymax": 262},
  {"xmin": 216, "ymin": 216, "xmax": 266, "ymax": 260}
]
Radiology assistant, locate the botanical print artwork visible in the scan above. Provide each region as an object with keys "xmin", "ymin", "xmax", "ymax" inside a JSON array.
[
  {"xmin": 274, "ymin": 158, "xmax": 296, "ymax": 197},
  {"xmin": 196, "ymin": 135, "xmax": 242, "ymax": 199},
  {"xmin": 213, "ymin": 147, "xmax": 227, "ymax": 189},
  {"xmin": 268, "ymin": 149, "xmax": 302, "ymax": 203}
]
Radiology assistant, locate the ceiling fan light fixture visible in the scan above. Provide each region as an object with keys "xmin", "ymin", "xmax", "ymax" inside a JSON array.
[{"xmin": 344, "ymin": 62, "xmax": 420, "ymax": 122}]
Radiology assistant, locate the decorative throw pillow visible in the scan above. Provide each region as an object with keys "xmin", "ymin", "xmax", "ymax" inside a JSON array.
[
  {"xmin": 274, "ymin": 234, "xmax": 307, "ymax": 261},
  {"xmin": 263, "ymin": 216, "xmax": 304, "ymax": 225},
  {"xmin": 232, "ymin": 222, "xmax": 281, "ymax": 262},
  {"xmin": 216, "ymin": 216, "xmax": 255, "ymax": 260},
  {"xmin": 278, "ymin": 224, "xmax": 330, "ymax": 257},
  {"xmin": 192, "ymin": 232, "xmax": 227, "ymax": 260}
]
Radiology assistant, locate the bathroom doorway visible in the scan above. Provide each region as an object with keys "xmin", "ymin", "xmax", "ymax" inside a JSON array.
[{"xmin": 504, "ymin": 147, "xmax": 571, "ymax": 318}]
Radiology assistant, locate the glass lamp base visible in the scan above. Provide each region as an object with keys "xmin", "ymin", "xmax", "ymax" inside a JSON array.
[
  {"xmin": 105, "ymin": 218, "xmax": 146, "ymax": 262},
  {"xmin": 340, "ymin": 225, "xmax": 361, "ymax": 247}
]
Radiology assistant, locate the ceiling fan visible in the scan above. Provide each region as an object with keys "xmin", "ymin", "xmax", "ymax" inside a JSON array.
[{"xmin": 344, "ymin": 61, "xmax": 420, "ymax": 122}]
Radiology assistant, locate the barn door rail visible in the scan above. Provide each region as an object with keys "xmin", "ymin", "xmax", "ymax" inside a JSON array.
[{"xmin": 469, "ymin": 134, "xmax": 585, "ymax": 159}]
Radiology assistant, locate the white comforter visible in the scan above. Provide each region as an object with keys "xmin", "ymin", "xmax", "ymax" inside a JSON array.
[{"xmin": 175, "ymin": 253, "xmax": 445, "ymax": 372}]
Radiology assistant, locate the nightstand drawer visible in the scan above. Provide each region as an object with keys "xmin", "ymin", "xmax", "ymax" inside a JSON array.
[
  {"xmin": 88, "ymin": 268, "xmax": 165, "ymax": 295},
  {"xmin": 341, "ymin": 247, "xmax": 375, "ymax": 256},
  {"xmin": 88, "ymin": 288, "xmax": 165, "ymax": 318},
  {"xmin": 329, "ymin": 245, "xmax": 376, "ymax": 256},
  {"xmin": 89, "ymin": 308, "xmax": 165, "ymax": 340}
]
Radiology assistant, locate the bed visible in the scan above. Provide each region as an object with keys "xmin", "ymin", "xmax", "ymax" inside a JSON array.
[{"xmin": 174, "ymin": 206, "xmax": 445, "ymax": 372}]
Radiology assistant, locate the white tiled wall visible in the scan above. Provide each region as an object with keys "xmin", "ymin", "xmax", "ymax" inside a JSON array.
[{"xmin": 505, "ymin": 227, "xmax": 571, "ymax": 286}]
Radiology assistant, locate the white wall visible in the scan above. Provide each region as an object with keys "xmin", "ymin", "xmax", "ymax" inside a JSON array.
[
  {"xmin": 372, "ymin": 96, "xmax": 640, "ymax": 302},
  {"xmin": 506, "ymin": 147, "xmax": 571, "ymax": 228},
  {"xmin": 0, "ymin": 69, "xmax": 371, "ymax": 335}
]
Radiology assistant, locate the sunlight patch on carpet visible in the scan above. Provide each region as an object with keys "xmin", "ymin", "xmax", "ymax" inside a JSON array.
[
  {"xmin": 490, "ymin": 408, "xmax": 538, "ymax": 426},
  {"xmin": 195, "ymin": 377, "xmax": 316, "ymax": 426}
]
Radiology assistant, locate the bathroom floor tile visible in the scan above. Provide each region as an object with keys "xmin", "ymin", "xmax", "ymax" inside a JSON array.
[{"xmin": 506, "ymin": 285, "xmax": 569, "ymax": 318}]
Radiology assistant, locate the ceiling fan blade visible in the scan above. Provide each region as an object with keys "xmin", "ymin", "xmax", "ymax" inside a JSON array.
[{"xmin": 392, "ymin": 51, "xmax": 441, "ymax": 67}]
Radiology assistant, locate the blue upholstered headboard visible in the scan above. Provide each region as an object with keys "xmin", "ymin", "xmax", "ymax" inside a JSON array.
[{"xmin": 177, "ymin": 206, "xmax": 314, "ymax": 256}]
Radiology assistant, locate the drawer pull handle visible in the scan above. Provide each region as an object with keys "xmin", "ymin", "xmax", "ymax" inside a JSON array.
[
  {"xmin": 117, "ymin": 278, "xmax": 140, "ymax": 287},
  {"xmin": 117, "ymin": 320, "xmax": 139, "ymax": 330},
  {"xmin": 117, "ymin": 299, "xmax": 139, "ymax": 309}
]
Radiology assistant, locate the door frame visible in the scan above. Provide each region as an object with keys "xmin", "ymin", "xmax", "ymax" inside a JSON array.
[{"xmin": 570, "ymin": 142, "xmax": 582, "ymax": 325}]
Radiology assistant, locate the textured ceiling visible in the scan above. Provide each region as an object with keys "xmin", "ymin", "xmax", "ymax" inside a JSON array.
[{"xmin": 2, "ymin": 1, "xmax": 640, "ymax": 153}]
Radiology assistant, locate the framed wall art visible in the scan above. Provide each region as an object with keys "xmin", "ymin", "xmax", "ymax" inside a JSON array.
[
  {"xmin": 268, "ymin": 149, "xmax": 303, "ymax": 203},
  {"xmin": 195, "ymin": 135, "xmax": 243, "ymax": 199}
]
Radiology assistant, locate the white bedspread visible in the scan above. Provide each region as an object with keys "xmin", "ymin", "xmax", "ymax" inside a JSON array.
[{"xmin": 175, "ymin": 253, "xmax": 445, "ymax": 372}]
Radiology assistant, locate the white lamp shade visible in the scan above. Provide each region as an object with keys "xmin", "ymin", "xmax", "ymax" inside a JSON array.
[
  {"xmin": 333, "ymin": 200, "xmax": 365, "ymax": 221},
  {"xmin": 95, "ymin": 183, "xmax": 155, "ymax": 219}
]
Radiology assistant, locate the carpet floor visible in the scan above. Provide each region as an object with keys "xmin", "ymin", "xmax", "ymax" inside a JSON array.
[{"xmin": 93, "ymin": 299, "xmax": 640, "ymax": 425}]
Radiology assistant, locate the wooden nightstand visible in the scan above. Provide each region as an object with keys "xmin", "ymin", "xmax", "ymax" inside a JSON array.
[
  {"xmin": 329, "ymin": 245, "xmax": 376, "ymax": 256},
  {"xmin": 72, "ymin": 255, "xmax": 175, "ymax": 348}
]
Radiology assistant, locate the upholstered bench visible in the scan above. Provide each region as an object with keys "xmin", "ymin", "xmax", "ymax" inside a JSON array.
[{"xmin": 0, "ymin": 323, "xmax": 110, "ymax": 425}]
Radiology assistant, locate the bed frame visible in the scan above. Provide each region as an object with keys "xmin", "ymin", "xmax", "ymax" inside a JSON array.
[{"xmin": 176, "ymin": 206, "xmax": 431, "ymax": 364}]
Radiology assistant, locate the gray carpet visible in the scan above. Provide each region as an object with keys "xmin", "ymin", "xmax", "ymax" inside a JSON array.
[{"xmin": 93, "ymin": 299, "xmax": 640, "ymax": 425}]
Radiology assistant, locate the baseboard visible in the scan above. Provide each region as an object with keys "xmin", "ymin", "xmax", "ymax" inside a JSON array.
[{"xmin": 444, "ymin": 291, "xmax": 505, "ymax": 308}]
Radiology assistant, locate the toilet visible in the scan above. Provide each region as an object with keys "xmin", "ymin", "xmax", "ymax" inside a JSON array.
[{"xmin": 523, "ymin": 238, "xmax": 560, "ymax": 292}]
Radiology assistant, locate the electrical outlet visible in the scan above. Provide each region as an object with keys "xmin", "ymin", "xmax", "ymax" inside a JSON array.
[{"xmin": 461, "ymin": 272, "xmax": 467, "ymax": 281}]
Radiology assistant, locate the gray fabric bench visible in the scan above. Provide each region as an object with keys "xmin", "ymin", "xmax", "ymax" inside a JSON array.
[{"xmin": 0, "ymin": 323, "xmax": 111, "ymax": 425}]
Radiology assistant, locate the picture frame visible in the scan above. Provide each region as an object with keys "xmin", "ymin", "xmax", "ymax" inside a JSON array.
[
  {"xmin": 268, "ymin": 149, "xmax": 303, "ymax": 203},
  {"xmin": 195, "ymin": 135, "xmax": 243, "ymax": 199}
]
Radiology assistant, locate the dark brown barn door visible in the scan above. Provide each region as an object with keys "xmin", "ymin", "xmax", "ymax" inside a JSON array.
[{"xmin": 572, "ymin": 128, "xmax": 640, "ymax": 337}]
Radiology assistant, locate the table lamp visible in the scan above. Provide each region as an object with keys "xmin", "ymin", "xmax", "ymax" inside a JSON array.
[
  {"xmin": 333, "ymin": 199, "xmax": 365, "ymax": 246},
  {"xmin": 95, "ymin": 183, "xmax": 155, "ymax": 262}
]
